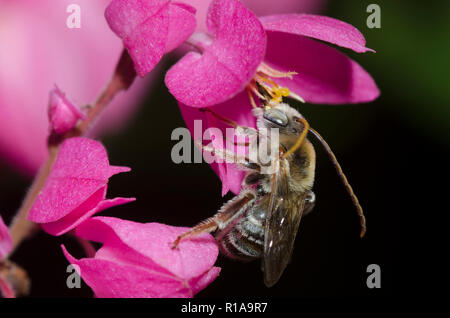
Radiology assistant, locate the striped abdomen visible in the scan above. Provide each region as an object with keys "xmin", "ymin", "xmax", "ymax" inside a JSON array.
[{"xmin": 217, "ymin": 204, "xmax": 266, "ymax": 261}]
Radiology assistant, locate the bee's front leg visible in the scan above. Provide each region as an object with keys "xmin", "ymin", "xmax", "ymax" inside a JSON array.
[{"xmin": 195, "ymin": 141, "xmax": 262, "ymax": 172}]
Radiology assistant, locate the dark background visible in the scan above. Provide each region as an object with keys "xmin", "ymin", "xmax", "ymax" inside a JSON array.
[{"xmin": 1, "ymin": 0, "xmax": 447, "ymax": 299}]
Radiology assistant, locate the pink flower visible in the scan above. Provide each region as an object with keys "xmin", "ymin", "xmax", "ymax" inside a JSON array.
[
  {"xmin": 28, "ymin": 137, "xmax": 134, "ymax": 236},
  {"xmin": 165, "ymin": 0, "xmax": 379, "ymax": 195},
  {"xmin": 0, "ymin": 215, "xmax": 12, "ymax": 259},
  {"xmin": 166, "ymin": 0, "xmax": 378, "ymax": 107},
  {"xmin": 62, "ymin": 217, "xmax": 220, "ymax": 298},
  {"xmin": 105, "ymin": 0, "xmax": 197, "ymax": 77},
  {"xmin": 0, "ymin": 0, "xmax": 152, "ymax": 175},
  {"xmin": 48, "ymin": 86, "xmax": 86, "ymax": 135}
]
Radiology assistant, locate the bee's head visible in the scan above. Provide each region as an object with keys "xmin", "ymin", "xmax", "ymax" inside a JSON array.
[{"xmin": 261, "ymin": 102, "xmax": 306, "ymax": 136}]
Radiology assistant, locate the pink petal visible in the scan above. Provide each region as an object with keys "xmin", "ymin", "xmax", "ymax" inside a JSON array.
[
  {"xmin": 105, "ymin": 0, "xmax": 170, "ymax": 39},
  {"xmin": 0, "ymin": 215, "xmax": 12, "ymax": 259},
  {"xmin": 65, "ymin": 218, "xmax": 220, "ymax": 297},
  {"xmin": 62, "ymin": 245, "xmax": 191, "ymax": 298},
  {"xmin": 165, "ymin": 3, "xmax": 197, "ymax": 52},
  {"xmin": 76, "ymin": 217, "xmax": 175, "ymax": 277},
  {"xmin": 29, "ymin": 137, "xmax": 130, "ymax": 223},
  {"xmin": 165, "ymin": 0, "xmax": 266, "ymax": 107},
  {"xmin": 244, "ymin": 0, "xmax": 325, "ymax": 16},
  {"xmin": 264, "ymin": 32, "xmax": 380, "ymax": 104},
  {"xmin": 75, "ymin": 217, "xmax": 219, "ymax": 280},
  {"xmin": 105, "ymin": 0, "xmax": 171, "ymax": 77},
  {"xmin": 105, "ymin": 1, "xmax": 196, "ymax": 77},
  {"xmin": 260, "ymin": 14, "xmax": 374, "ymax": 53},
  {"xmin": 41, "ymin": 193, "xmax": 135, "ymax": 236}
]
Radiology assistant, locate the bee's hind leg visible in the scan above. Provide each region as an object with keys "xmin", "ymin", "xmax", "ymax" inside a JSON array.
[
  {"xmin": 171, "ymin": 192, "xmax": 256, "ymax": 249},
  {"xmin": 171, "ymin": 216, "xmax": 220, "ymax": 249}
]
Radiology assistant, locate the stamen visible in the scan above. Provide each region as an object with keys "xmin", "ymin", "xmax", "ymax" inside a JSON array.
[
  {"xmin": 245, "ymin": 63, "xmax": 305, "ymax": 107},
  {"xmin": 256, "ymin": 74, "xmax": 279, "ymax": 88},
  {"xmin": 258, "ymin": 63, "xmax": 297, "ymax": 79}
]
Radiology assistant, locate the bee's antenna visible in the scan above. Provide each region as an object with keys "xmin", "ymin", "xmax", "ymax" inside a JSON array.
[{"xmin": 308, "ymin": 127, "xmax": 367, "ymax": 238}]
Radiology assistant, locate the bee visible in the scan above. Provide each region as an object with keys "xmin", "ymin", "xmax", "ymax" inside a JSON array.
[{"xmin": 172, "ymin": 98, "xmax": 366, "ymax": 287}]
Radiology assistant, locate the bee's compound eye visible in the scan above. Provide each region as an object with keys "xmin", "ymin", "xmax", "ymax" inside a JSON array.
[{"xmin": 263, "ymin": 109, "xmax": 288, "ymax": 127}]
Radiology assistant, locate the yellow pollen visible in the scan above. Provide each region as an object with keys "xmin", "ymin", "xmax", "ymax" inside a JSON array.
[
  {"xmin": 273, "ymin": 87, "xmax": 290, "ymax": 101},
  {"xmin": 254, "ymin": 74, "xmax": 291, "ymax": 103}
]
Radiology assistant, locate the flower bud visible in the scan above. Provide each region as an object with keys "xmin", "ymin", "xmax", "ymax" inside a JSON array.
[{"xmin": 48, "ymin": 86, "xmax": 86, "ymax": 134}]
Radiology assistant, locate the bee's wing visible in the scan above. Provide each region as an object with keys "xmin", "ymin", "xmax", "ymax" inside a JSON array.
[{"xmin": 263, "ymin": 158, "xmax": 308, "ymax": 287}]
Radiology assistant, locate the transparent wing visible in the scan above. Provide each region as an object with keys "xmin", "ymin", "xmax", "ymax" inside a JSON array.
[{"xmin": 263, "ymin": 158, "xmax": 308, "ymax": 287}]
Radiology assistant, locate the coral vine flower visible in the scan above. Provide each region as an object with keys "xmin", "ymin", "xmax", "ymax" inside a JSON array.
[
  {"xmin": 165, "ymin": 0, "xmax": 380, "ymax": 195},
  {"xmin": 105, "ymin": 0, "xmax": 197, "ymax": 77},
  {"xmin": 48, "ymin": 86, "xmax": 86, "ymax": 135},
  {"xmin": 28, "ymin": 137, "xmax": 134, "ymax": 236},
  {"xmin": 62, "ymin": 217, "xmax": 220, "ymax": 298},
  {"xmin": 166, "ymin": 0, "xmax": 378, "ymax": 107},
  {"xmin": 0, "ymin": 215, "xmax": 12, "ymax": 259}
]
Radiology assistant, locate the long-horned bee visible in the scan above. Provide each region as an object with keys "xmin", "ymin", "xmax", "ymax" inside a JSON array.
[{"xmin": 172, "ymin": 87, "xmax": 366, "ymax": 287}]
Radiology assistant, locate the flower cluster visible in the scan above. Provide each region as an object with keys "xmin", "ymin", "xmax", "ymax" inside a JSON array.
[
  {"xmin": 1, "ymin": 0, "xmax": 379, "ymax": 299},
  {"xmin": 109, "ymin": 0, "xmax": 379, "ymax": 195}
]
